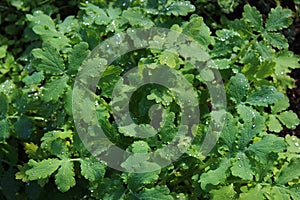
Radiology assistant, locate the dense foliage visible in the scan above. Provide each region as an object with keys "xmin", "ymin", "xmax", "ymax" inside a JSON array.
[{"xmin": 1, "ymin": 0, "xmax": 300, "ymax": 199}]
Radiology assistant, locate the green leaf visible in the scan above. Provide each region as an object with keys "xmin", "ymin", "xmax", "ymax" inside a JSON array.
[
  {"xmin": 220, "ymin": 113, "xmax": 238, "ymax": 150},
  {"xmin": 236, "ymin": 104, "xmax": 257, "ymax": 122},
  {"xmin": 0, "ymin": 45, "xmax": 8, "ymax": 59},
  {"xmin": 134, "ymin": 186, "xmax": 173, "ymax": 200},
  {"xmin": 227, "ymin": 73, "xmax": 249, "ymax": 103},
  {"xmin": 285, "ymin": 135, "xmax": 300, "ymax": 153},
  {"xmin": 55, "ymin": 160, "xmax": 75, "ymax": 192},
  {"xmin": 265, "ymin": 6, "xmax": 293, "ymax": 31},
  {"xmin": 80, "ymin": 158, "xmax": 105, "ymax": 182},
  {"xmin": 277, "ymin": 110, "xmax": 300, "ymax": 129},
  {"xmin": 200, "ymin": 158, "xmax": 231, "ymax": 189},
  {"xmin": 41, "ymin": 130, "xmax": 72, "ymax": 150},
  {"xmin": 159, "ymin": 51, "xmax": 180, "ymax": 68},
  {"xmin": 0, "ymin": 92, "xmax": 8, "ymax": 116},
  {"xmin": 246, "ymin": 85, "xmax": 284, "ymax": 107},
  {"xmin": 42, "ymin": 75, "xmax": 69, "ymax": 102},
  {"xmin": 262, "ymin": 185, "xmax": 290, "ymax": 200},
  {"xmin": 68, "ymin": 42, "xmax": 90, "ymax": 74},
  {"xmin": 271, "ymin": 96, "xmax": 289, "ymax": 114},
  {"xmin": 165, "ymin": 1, "xmax": 195, "ymax": 16},
  {"xmin": 254, "ymin": 41, "xmax": 273, "ymax": 61},
  {"xmin": 32, "ymin": 47, "xmax": 64, "ymax": 74},
  {"xmin": 182, "ymin": 16, "xmax": 213, "ymax": 49},
  {"xmin": 277, "ymin": 158, "xmax": 300, "ymax": 185},
  {"xmin": 238, "ymin": 112, "xmax": 265, "ymax": 149},
  {"xmin": 82, "ymin": 3, "xmax": 111, "ymax": 25},
  {"xmin": 256, "ymin": 61, "xmax": 275, "ymax": 79},
  {"xmin": 239, "ymin": 184, "xmax": 265, "ymax": 200},
  {"xmin": 243, "ymin": 4, "xmax": 262, "ymax": 31},
  {"xmin": 122, "ymin": 7, "xmax": 154, "ymax": 28},
  {"xmin": 262, "ymin": 32, "xmax": 288, "ymax": 49},
  {"xmin": 27, "ymin": 11, "xmax": 70, "ymax": 50},
  {"xmin": 26, "ymin": 11, "xmax": 55, "ymax": 30},
  {"xmin": 22, "ymin": 72, "xmax": 45, "ymax": 85},
  {"xmin": 131, "ymin": 141, "xmax": 151, "ymax": 153},
  {"xmin": 125, "ymin": 171, "xmax": 160, "ymax": 191},
  {"xmin": 121, "ymin": 153, "xmax": 161, "ymax": 172},
  {"xmin": 98, "ymin": 65, "xmax": 122, "ymax": 98},
  {"xmin": 267, "ymin": 115, "xmax": 283, "ymax": 133},
  {"xmin": 26, "ymin": 158, "xmax": 60, "ymax": 180},
  {"xmin": 231, "ymin": 152, "xmax": 253, "ymax": 180},
  {"xmin": 0, "ymin": 119, "xmax": 10, "ymax": 141},
  {"xmin": 210, "ymin": 184, "xmax": 237, "ymax": 200},
  {"xmin": 246, "ymin": 134, "xmax": 286, "ymax": 164}
]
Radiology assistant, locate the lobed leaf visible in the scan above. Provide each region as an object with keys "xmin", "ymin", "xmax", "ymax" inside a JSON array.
[
  {"xmin": 242, "ymin": 4, "xmax": 263, "ymax": 31},
  {"xmin": 55, "ymin": 160, "xmax": 75, "ymax": 192},
  {"xmin": 277, "ymin": 110, "xmax": 300, "ymax": 129},
  {"xmin": 276, "ymin": 158, "xmax": 300, "ymax": 185},
  {"xmin": 231, "ymin": 152, "xmax": 253, "ymax": 180},
  {"xmin": 200, "ymin": 158, "xmax": 231, "ymax": 189},
  {"xmin": 165, "ymin": 1, "xmax": 195, "ymax": 16},
  {"xmin": 26, "ymin": 158, "xmax": 60, "ymax": 180},
  {"xmin": 265, "ymin": 6, "xmax": 293, "ymax": 31},
  {"xmin": 246, "ymin": 85, "xmax": 284, "ymax": 107},
  {"xmin": 42, "ymin": 75, "xmax": 69, "ymax": 102},
  {"xmin": 227, "ymin": 73, "xmax": 249, "ymax": 103},
  {"xmin": 32, "ymin": 47, "xmax": 64, "ymax": 74},
  {"xmin": 80, "ymin": 158, "xmax": 105, "ymax": 182}
]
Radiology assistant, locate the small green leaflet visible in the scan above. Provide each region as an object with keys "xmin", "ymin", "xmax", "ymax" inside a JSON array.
[
  {"xmin": 242, "ymin": 4, "xmax": 262, "ymax": 31},
  {"xmin": 277, "ymin": 110, "xmax": 300, "ymax": 129},
  {"xmin": 80, "ymin": 158, "xmax": 105, "ymax": 182},
  {"xmin": 231, "ymin": 152, "xmax": 253, "ymax": 180},
  {"xmin": 265, "ymin": 6, "xmax": 293, "ymax": 31},
  {"xmin": 132, "ymin": 186, "xmax": 173, "ymax": 200},
  {"xmin": 200, "ymin": 158, "xmax": 231, "ymax": 189},
  {"xmin": 68, "ymin": 42, "xmax": 90, "ymax": 74},
  {"xmin": 41, "ymin": 130, "xmax": 73, "ymax": 150},
  {"xmin": 55, "ymin": 160, "xmax": 75, "ymax": 192},
  {"xmin": 246, "ymin": 85, "xmax": 283, "ymax": 107},
  {"xmin": 239, "ymin": 184, "xmax": 264, "ymax": 200},
  {"xmin": 262, "ymin": 186, "xmax": 291, "ymax": 200},
  {"xmin": 165, "ymin": 1, "xmax": 195, "ymax": 16},
  {"xmin": 271, "ymin": 96, "xmax": 289, "ymax": 114},
  {"xmin": 276, "ymin": 158, "xmax": 300, "ymax": 185},
  {"xmin": 262, "ymin": 32, "xmax": 288, "ymax": 49},
  {"xmin": 236, "ymin": 104, "xmax": 257, "ymax": 123},
  {"xmin": 25, "ymin": 158, "xmax": 60, "ymax": 180},
  {"xmin": 209, "ymin": 184, "xmax": 237, "ymax": 200},
  {"xmin": 182, "ymin": 16, "xmax": 213, "ymax": 49},
  {"xmin": 124, "ymin": 171, "xmax": 160, "ymax": 191},
  {"xmin": 122, "ymin": 7, "xmax": 154, "ymax": 28},
  {"xmin": 42, "ymin": 75, "xmax": 69, "ymax": 102},
  {"xmin": 267, "ymin": 115, "xmax": 283, "ymax": 133},
  {"xmin": 32, "ymin": 46, "xmax": 64, "ymax": 74},
  {"xmin": 227, "ymin": 73, "xmax": 249, "ymax": 103},
  {"xmin": 131, "ymin": 141, "xmax": 151, "ymax": 153},
  {"xmin": 285, "ymin": 135, "xmax": 300, "ymax": 153},
  {"xmin": 81, "ymin": 3, "xmax": 111, "ymax": 25},
  {"xmin": 22, "ymin": 72, "xmax": 45, "ymax": 85},
  {"xmin": 246, "ymin": 134, "xmax": 286, "ymax": 164},
  {"xmin": 219, "ymin": 113, "xmax": 238, "ymax": 150}
]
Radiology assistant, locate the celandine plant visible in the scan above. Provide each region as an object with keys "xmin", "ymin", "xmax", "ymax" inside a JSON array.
[{"xmin": 0, "ymin": 0, "xmax": 300, "ymax": 199}]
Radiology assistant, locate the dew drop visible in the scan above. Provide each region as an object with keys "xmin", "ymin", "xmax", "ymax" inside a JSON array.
[{"xmin": 295, "ymin": 142, "xmax": 299, "ymax": 147}]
